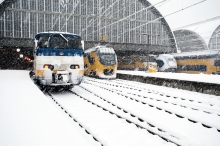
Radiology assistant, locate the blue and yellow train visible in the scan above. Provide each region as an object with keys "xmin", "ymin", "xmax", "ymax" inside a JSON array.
[
  {"xmin": 30, "ymin": 31, "xmax": 84, "ymax": 90},
  {"xmin": 172, "ymin": 50, "xmax": 220, "ymax": 74},
  {"xmin": 84, "ymin": 46, "xmax": 118, "ymax": 79}
]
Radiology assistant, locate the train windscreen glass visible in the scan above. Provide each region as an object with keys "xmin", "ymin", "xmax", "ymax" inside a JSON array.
[{"xmin": 37, "ymin": 35, "xmax": 82, "ymax": 49}]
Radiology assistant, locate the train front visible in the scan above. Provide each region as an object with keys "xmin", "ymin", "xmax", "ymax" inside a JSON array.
[
  {"xmin": 97, "ymin": 47, "xmax": 118, "ymax": 78},
  {"xmin": 156, "ymin": 54, "xmax": 177, "ymax": 72},
  {"xmin": 33, "ymin": 32, "xmax": 84, "ymax": 89}
]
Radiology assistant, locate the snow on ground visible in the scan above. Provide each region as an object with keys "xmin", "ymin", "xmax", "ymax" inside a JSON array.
[
  {"xmin": 0, "ymin": 70, "xmax": 100, "ymax": 146},
  {"xmin": 83, "ymin": 78, "xmax": 220, "ymax": 146},
  {"xmin": 117, "ymin": 70, "xmax": 220, "ymax": 84},
  {"xmin": 1, "ymin": 70, "xmax": 220, "ymax": 146}
]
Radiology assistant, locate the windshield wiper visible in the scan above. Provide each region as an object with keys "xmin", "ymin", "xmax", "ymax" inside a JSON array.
[{"xmin": 60, "ymin": 34, "xmax": 68, "ymax": 43}]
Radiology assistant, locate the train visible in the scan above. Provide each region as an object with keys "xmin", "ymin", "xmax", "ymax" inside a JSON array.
[
  {"xmin": 172, "ymin": 49, "xmax": 220, "ymax": 74},
  {"xmin": 83, "ymin": 46, "xmax": 118, "ymax": 79},
  {"xmin": 117, "ymin": 55, "xmax": 157, "ymax": 72},
  {"xmin": 155, "ymin": 54, "xmax": 177, "ymax": 72},
  {"xmin": 30, "ymin": 31, "xmax": 84, "ymax": 90}
]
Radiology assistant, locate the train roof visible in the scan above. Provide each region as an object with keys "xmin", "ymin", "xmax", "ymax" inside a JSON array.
[
  {"xmin": 85, "ymin": 46, "xmax": 115, "ymax": 54},
  {"xmin": 171, "ymin": 49, "xmax": 220, "ymax": 57},
  {"xmin": 35, "ymin": 31, "xmax": 82, "ymax": 39}
]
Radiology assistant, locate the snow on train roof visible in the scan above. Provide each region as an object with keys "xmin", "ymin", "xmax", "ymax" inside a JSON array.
[
  {"xmin": 37, "ymin": 31, "xmax": 79, "ymax": 35},
  {"xmin": 35, "ymin": 31, "xmax": 82, "ymax": 39},
  {"xmin": 85, "ymin": 46, "xmax": 115, "ymax": 54},
  {"xmin": 171, "ymin": 49, "xmax": 220, "ymax": 57}
]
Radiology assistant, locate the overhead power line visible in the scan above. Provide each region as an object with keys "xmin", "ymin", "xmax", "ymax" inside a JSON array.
[{"xmin": 172, "ymin": 15, "xmax": 220, "ymax": 31}]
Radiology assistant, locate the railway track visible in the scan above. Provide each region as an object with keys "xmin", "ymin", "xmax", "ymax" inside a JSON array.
[
  {"xmin": 42, "ymin": 77, "xmax": 220, "ymax": 146},
  {"xmin": 85, "ymin": 78, "xmax": 220, "ymax": 131},
  {"xmin": 46, "ymin": 89, "xmax": 177, "ymax": 146}
]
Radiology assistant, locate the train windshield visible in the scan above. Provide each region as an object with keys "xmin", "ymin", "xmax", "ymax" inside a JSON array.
[
  {"xmin": 98, "ymin": 53, "xmax": 116, "ymax": 65},
  {"xmin": 37, "ymin": 35, "xmax": 82, "ymax": 49}
]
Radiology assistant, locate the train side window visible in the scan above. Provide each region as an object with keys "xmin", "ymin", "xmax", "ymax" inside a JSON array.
[
  {"xmin": 190, "ymin": 56, "xmax": 197, "ymax": 59},
  {"xmin": 214, "ymin": 60, "xmax": 220, "ymax": 66},
  {"xmin": 200, "ymin": 65, "xmax": 207, "ymax": 71},
  {"xmin": 191, "ymin": 65, "xmax": 196, "ymax": 71},
  {"xmin": 186, "ymin": 65, "xmax": 191, "ymax": 71},
  {"xmin": 177, "ymin": 65, "xmax": 182, "ymax": 71},
  {"xmin": 183, "ymin": 56, "xmax": 189, "ymax": 60},
  {"xmin": 174, "ymin": 57, "xmax": 179, "ymax": 60},
  {"xmin": 198, "ymin": 55, "xmax": 206, "ymax": 59},
  {"xmin": 194, "ymin": 65, "xmax": 199, "ymax": 71}
]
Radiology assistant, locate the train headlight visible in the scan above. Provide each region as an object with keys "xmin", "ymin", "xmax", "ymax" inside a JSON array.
[
  {"xmin": 43, "ymin": 64, "xmax": 54, "ymax": 70},
  {"xmin": 70, "ymin": 64, "xmax": 80, "ymax": 69}
]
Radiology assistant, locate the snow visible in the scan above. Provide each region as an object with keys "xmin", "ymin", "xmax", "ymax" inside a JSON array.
[
  {"xmin": 117, "ymin": 70, "xmax": 220, "ymax": 84},
  {"xmin": 1, "ymin": 70, "xmax": 220, "ymax": 146},
  {"xmin": 0, "ymin": 70, "xmax": 100, "ymax": 146}
]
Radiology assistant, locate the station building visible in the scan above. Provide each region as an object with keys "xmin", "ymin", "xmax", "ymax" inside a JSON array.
[
  {"xmin": 173, "ymin": 29, "xmax": 208, "ymax": 52},
  {"xmin": 208, "ymin": 24, "xmax": 220, "ymax": 50},
  {"xmin": 0, "ymin": 0, "xmax": 177, "ymax": 69}
]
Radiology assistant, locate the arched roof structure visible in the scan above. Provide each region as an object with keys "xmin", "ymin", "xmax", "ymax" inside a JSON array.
[
  {"xmin": 183, "ymin": 19, "xmax": 220, "ymax": 47},
  {"xmin": 208, "ymin": 24, "xmax": 220, "ymax": 50},
  {"xmin": 0, "ymin": 0, "xmax": 177, "ymax": 54},
  {"xmin": 173, "ymin": 29, "xmax": 208, "ymax": 52}
]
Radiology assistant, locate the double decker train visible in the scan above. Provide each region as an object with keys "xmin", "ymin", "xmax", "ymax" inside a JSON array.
[
  {"xmin": 117, "ymin": 55, "xmax": 157, "ymax": 72},
  {"xmin": 30, "ymin": 31, "xmax": 84, "ymax": 90},
  {"xmin": 84, "ymin": 46, "xmax": 118, "ymax": 79},
  {"xmin": 172, "ymin": 49, "xmax": 220, "ymax": 74}
]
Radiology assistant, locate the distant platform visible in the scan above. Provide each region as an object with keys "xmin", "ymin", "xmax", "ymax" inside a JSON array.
[{"xmin": 116, "ymin": 70, "xmax": 220, "ymax": 95}]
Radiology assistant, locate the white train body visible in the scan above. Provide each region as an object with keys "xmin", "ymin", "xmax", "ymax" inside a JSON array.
[
  {"xmin": 156, "ymin": 54, "xmax": 177, "ymax": 72},
  {"xmin": 33, "ymin": 32, "xmax": 84, "ymax": 87}
]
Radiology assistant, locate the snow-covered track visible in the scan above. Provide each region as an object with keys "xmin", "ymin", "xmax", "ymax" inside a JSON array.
[
  {"xmin": 47, "ymin": 92, "xmax": 105, "ymax": 146},
  {"xmin": 47, "ymin": 89, "xmax": 177, "ymax": 146},
  {"xmin": 112, "ymin": 79, "xmax": 220, "ymax": 114},
  {"xmin": 114, "ymin": 78, "xmax": 220, "ymax": 105},
  {"xmin": 82, "ymin": 77, "xmax": 220, "ymax": 146},
  {"xmin": 85, "ymin": 78, "xmax": 220, "ymax": 131},
  {"xmin": 76, "ymin": 85, "xmax": 181, "ymax": 146},
  {"xmin": 85, "ymin": 78, "xmax": 220, "ymax": 132}
]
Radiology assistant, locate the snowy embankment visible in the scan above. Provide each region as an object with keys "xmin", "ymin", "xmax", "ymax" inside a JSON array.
[
  {"xmin": 117, "ymin": 70, "xmax": 220, "ymax": 84},
  {"xmin": 0, "ymin": 70, "xmax": 99, "ymax": 146}
]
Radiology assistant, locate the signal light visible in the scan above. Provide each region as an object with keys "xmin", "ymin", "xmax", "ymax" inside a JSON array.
[
  {"xmin": 43, "ymin": 64, "xmax": 54, "ymax": 70},
  {"xmin": 70, "ymin": 65, "xmax": 80, "ymax": 69}
]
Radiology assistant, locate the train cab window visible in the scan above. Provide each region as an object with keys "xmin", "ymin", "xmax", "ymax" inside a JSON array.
[
  {"xmin": 37, "ymin": 36, "xmax": 49, "ymax": 48},
  {"xmin": 68, "ymin": 38, "xmax": 82, "ymax": 49},
  {"xmin": 50, "ymin": 36, "xmax": 68, "ymax": 49},
  {"xmin": 49, "ymin": 35, "xmax": 82, "ymax": 49},
  {"xmin": 156, "ymin": 60, "xmax": 164, "ymax": 68}
]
